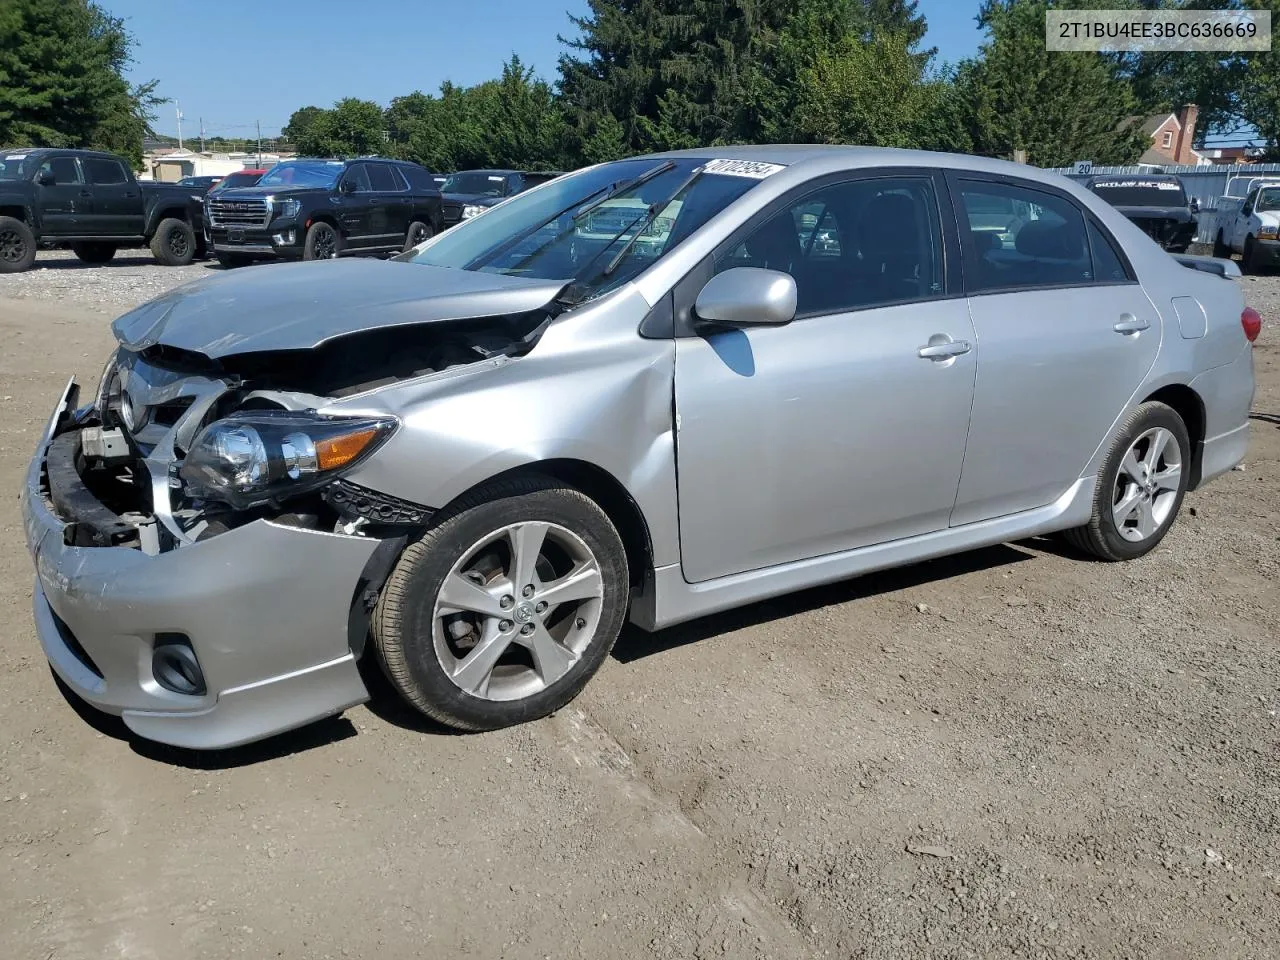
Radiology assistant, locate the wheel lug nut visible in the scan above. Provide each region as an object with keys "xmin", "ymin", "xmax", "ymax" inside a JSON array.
[
  {"xmin": 500, "ymin": 595, "xmax": 514, "ymax": 609},
  {"xmin": 520, "ymin": 623, "xmax": 534, "ymax": 636},
  {"xmin": 575, "ymin": 618, "xmax": 586, "ymax": 629},
  {"xmin": 522, "ymin": 585, "xmax": 535, "ymax": 598},
  {"xmin": 535, "ymin": 601, "xmax": 547, "ymax": 613},
  {"xmin": 499, "ymin": 619, "xmax": 513, "ymax": 632}
]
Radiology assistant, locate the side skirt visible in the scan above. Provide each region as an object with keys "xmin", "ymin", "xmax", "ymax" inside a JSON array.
[{"xmin": 629, "ymin": 478, "xmax": 1096, "ymax": 632}]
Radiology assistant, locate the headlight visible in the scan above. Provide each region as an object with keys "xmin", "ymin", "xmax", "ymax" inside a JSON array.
[
  {"xmin": 1258, "ymin": 225, "xmax": 1279, "ymax": 240},
  {"xmin": 274, "ymin": 198, "xmax": 301, "ymax": 220},
  {"xmin": 94, "ymin": 350, "xmax": 121, "ymax": 415},
  {"xmin": 179, "ymin": 411, "xmax": 396, "ymax": 509},
  {"xmin": 461, "ymin": 204, "xmax": 487, "ymax": 220}
]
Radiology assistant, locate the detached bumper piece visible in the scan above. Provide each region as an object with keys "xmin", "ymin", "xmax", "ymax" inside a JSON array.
[{"xmin": 45, "ymin": 431, "xmax": 138, "ymax": 548}]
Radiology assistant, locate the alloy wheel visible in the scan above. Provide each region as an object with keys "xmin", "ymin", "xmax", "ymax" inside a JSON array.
[
  {"xmin": 314, "ymin": 226, "xmax": 337, "ymax": 259},
  {"xmin": 431, "ymin": 521, "xmax": 605, "ymax": 701},
  {"xmin": 1112, "ymin": 426, "xmax": 1183, "ymax": 542},
  {"xmin": 168, "ymin": 229, "xmax": 189, "ymax": 259},
  {"xmin": 0, "ymin": 228, "xmax": 28, "ymax": 263},
  {"xmin": 410, "ymin": 224, "xmax": 429, "ymax": 245}
]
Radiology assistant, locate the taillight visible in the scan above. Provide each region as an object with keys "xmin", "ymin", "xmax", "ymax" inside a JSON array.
[{"xmin": 1242, "ymin": 306, "xmax": 1262, "ymax": 343}]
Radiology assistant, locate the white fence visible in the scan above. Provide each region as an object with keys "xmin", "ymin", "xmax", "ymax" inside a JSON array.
[{"xmin": 1048, "ymin": 163, "xmax": 1280, "ymax": 243}]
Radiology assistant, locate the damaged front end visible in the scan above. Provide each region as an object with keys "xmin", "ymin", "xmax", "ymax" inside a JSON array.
[{"xmin": 61, "ymin": 307, "xmax": 555, "ymax": 555}]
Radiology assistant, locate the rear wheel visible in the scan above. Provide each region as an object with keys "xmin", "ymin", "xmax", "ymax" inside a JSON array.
[
  {"xmin": 150, "ymin": 218, "xmax": 196, "ymax": 266},
  {"xmin": 0, "ymin": 216, "xmax": 37, "ymax": 273},
  {"xmin": 402, "ymin": 220, "xmax": 433, "ymax": 253},
  {"xmin": 71, "ymin": 242, "xmax": 117, "ymax": 264},
  {"xmin": 372, "ymin": 475, "xmax": 629, "ymax": 731},
  {"xmin": 303, "ymin": 221, "xmax": 340, "ymax": 260},
  {"xmin": 1062, "ymin": 401, "xmax": 1190, "ymax": 561}
]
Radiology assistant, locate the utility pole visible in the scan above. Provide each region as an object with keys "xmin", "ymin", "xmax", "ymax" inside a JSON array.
[
  {"xmin": 176, "ymin": 103, "xmax": 184, "ymax": 150},
  {"xmin": 199, "ymin": 117, "xmax": 205, "ymax": 153},
  {"xmin": 256, "ymin": 120, "xmax": 262, "ymax": 167}
]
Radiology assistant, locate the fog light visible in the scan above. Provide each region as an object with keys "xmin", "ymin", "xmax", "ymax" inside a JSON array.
[
  {"xmin": 152, "ymin": 634, "xmax": 206, "ymax": 696},
  {"xmin": 273, "ymin": 229, "xmax": 296, "ymax": 245}
]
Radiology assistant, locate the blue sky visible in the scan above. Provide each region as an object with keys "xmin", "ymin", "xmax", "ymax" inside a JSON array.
[{"xmin": 112, "ymin": 0, "xmax": 986, "ymax": 141}]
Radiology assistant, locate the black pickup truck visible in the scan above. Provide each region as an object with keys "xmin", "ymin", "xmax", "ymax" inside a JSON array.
[
  {"xmin": 206, "ymin": 156, "xmax": 442, "ymax": 266},
  {"xmin": 1084, "ymin": 174, "xmax": 1199, "ymax": 253},
  {"xmin": 0, "ymin": 148, "xmax": 207, "ymax": 272}
]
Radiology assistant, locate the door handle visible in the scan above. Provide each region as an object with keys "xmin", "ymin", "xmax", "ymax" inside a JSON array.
[
  {"xmin": 78, "ymin": 190, "xmax": 92, "ymax": 198},
  {"xmin": 1113, "ymin": 314, "xmax": 1150, "ymax": 334},
  {"xmin": 917, "ymin": 339, "xmax": 971, "ymax": 360}
]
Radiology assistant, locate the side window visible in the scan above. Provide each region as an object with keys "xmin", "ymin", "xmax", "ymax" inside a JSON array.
[
  {"xmin": 1087, "ymin": 220, "xmax": 1130, "ymax": 284},
  {"xmin": 387, "ymin": 166, "xmax": 411, "ymax": 192},
  {"xmin": 342, "ymin": 164, "xmax": 372, "ymax": 193},
  {"xmin": 957, "ymin": 180, "xmax": 1091, "ymax": 292},
  {"xmin": 1242, "ymin": 188, "xmax": 1258, "ymax": 216},
  {"xmin": 40, "ymin": 157, "xmax": 82, "ymax": 185},
  {"xmin": 83, "ymin": 157, "xmax": 128, "ymax": 185},
  {"xmin": 366, "ymin": 163, "xmax": 399, "ymax": 192},
  {"xmin": 715, "ymin": 176, "xmax": 943, "ymax": 316}
]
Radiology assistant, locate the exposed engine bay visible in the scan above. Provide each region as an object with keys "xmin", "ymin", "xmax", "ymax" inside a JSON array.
[{"xmin": 56, "ymin": 310, "xmax": 554, "ymax": 555}]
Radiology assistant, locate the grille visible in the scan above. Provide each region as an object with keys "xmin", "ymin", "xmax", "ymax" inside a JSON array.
[{"xmin": 208, "ymin": 197, "xmax": 270, "ymax": 227}]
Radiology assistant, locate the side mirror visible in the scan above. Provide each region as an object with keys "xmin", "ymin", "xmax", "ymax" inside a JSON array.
[
  {"xmin": 37, "ymin": 170, "xmax": 55, "ymax": 186},
  {"xmin": 1188, "ymin": 197, "xmax": 1200, "ymax": 214},
  {"xmin": 694, "ymin": 267, "xmax": 797, "ymax": 328},
  {"xmin": 339, "ymin": 178, "xmax": 356, "ymax": 194}
]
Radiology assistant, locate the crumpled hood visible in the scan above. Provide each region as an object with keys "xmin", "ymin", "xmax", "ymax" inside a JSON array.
[
  {"xmin": 112, "ymin": 258, "xmax": 566, "ymax": 359},
  {"xmin": 1112, "ymin": 205, "xmax": 1194, "ymax": 223}
]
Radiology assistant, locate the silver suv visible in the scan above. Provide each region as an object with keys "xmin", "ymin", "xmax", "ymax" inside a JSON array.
[{"xmin": 22, "ymin": 147, "xmax": 1258, "ymax": 749}]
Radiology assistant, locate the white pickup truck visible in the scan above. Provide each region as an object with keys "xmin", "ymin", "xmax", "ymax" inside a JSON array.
[{"xmin": 1210, "ymin": 174, "xmax": 1280, "ymax": 273}]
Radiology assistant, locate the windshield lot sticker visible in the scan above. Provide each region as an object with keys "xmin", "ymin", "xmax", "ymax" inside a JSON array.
[
  {"xmin": 5, "ymin": 154, "xmax": 27, "ymax": 160},
  {"xmin": 702, "ymin": 159, "xmax": 786, "ymax": 179},
  {"xmin": 488, "ymin": 176, "xmax": 505, "ymax": 182}
]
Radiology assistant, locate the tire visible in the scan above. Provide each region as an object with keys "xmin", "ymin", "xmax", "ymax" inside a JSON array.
[
  {"xmin": 0, "ymin": 216, "xmax": 37, "ymax": 273},
  {"xmin": 71, "ymin": 242, "xmax": 117, "ymax": 264},
  {"xmin": 402, "ymin": 220, "xmax": 433, "ymax": 253},
  {"xmin": 215, "ymin": 252, "xmax": 253, "ymax": 269},
  {"xmin": 372, "ymin": 474, "xmax": 630, "ymax": 731},
  {"xmin": 303, "ymin": 220, "xmax": 341, "ymax": 260},
  {"xmin": 149, "ymin": 217, "xmax": 196, "ymax": 266},
  {"xmin": 1061, "ymin": 401, "xmax": 1191, "ymax": 562},
  {"xmin": 1212, "ymin": 230, "xmax": 1229, "ymax": 259},
  {"xmin": 1243, "ymin": 236, "xmax": 1267, "ymax": 275}
]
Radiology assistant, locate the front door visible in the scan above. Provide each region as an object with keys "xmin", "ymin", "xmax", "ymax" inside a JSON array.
[
  {"xmin": 674, "ymin": 173, "xmax": 977, "ymax": 583},
  {"xmin": 35, "ymin": 156, "xmax": 91, "ymax": 236},
  {"xmin": 947, "ymin": 174, "xmax": 1161, "ymax": 526},
  {"xmin": 81, "ymin": 156, "xmax": 142, "ymax": 236},
  {"xmin": 336, "ymin": 163, "xmax": 374, "ymax": 247}
]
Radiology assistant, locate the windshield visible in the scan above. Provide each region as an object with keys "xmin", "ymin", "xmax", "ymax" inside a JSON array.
[
  {"xmin": 442, "ymin": 172, "xmax": 509, "ymax": 197},
  {"xmin": 407, "ymin": 157, "xmax": 773, "ymax": 302},
  {"xmin": 258, "ymin": 160, "xmax": 344, "ymax": 189},
  {"xmin": 212, "ymin": 171, "xmax": 264, "ymax": 192},
  {"xmin": 0, "ymin": 153, "xmax": 35, "ymax": 180},
  {"xmin": 1090, "ymin": 179, "xmax": 1186, "ymax": 207},
  {"xmin": 1256, "ymin": 187, "xmax": 1280, "ymax": 213}
]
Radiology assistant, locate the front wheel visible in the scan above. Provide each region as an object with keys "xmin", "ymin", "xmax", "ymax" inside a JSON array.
[
  {"xmin": 0, "ymin": 216, "xmax": 37, "ymax": 273},
  {"xmin": 1212, "ymin": 230, "xmax": 1230, "ymax": 259},
  {"xmin": 372, "ymin": 475, "xmax": 630, "ymax": 731},
  {"xmin": 1062, "ymin": 401, "xmax": 1190, "ymax": 561},
  {"xmin": 1243, "ymin": 236, "xmax": 1267, "ymax": 275},
  {"xmin": 303, "ymin": 221, "xmax": 341, "ymax": 260},
  {"xmin": 150, "ymin": 218, "xmax": 196, "ymax": 266},
  {"xmin": 402, "ymin": 220, "xmax": 433, "ymax": 253}
]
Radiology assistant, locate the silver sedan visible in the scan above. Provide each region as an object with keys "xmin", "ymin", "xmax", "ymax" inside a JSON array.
[{"xmin": 22, "ymin": 146, "xmax": 1259, "ymax": 747}]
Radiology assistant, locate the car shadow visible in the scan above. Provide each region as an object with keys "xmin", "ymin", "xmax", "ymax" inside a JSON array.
[
  {"xmin": 1250, "ymin": 412, "xmax": 1280, "ymax": 426},
  {"xmin": 355, "ymin": 655, "xmax": 464, "ymax": 737},
  {"xmin": 32, "ymin": 254, "xmax": 159, "ymax": 270},
  {"xmin": 611, "ymin": 542, "xmax": 1037, "ymax": 663},
  {"xmin": 50, "ymin": 669, "xmax": 358, "ymax": 770}
]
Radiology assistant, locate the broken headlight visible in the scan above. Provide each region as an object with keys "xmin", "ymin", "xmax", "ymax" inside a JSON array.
[{"xmin": 179, "ymin": 411, "xmax": 396, "ymax": 510}]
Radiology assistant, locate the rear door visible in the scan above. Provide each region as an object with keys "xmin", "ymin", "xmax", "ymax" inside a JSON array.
[
  {"xmin": 367, "ymin": 162, "xmax": 409, "ymax": 246},
  {"xmin": 81, "ymin": 156, "xmax": 142, "ymax": 236},
  {"xmin": 35, "ymin": 155, "xmax": 91, "ymax": 236},
  {"xmin": 946, "ymin": 173, "xmax": 1161, "ymax": 526},
  {"xmin": 1235, "ymin": 188, "xmax": 1259, "ymax": 249}
]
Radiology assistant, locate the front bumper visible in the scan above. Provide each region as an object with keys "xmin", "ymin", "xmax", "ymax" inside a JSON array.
[
  {"xmin": 1250, "ymin": 237, "xmax": 1280, "ymax": 266},
  {"xmin": 21, "ymin": 381, "xmax": 382, "ymax": 749},
  {"xmin": 208, "ymin": 223, "xmax": 304, "ymax": 259}
]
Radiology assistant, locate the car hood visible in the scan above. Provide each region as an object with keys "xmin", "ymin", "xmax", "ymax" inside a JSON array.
[
  {"xmin": 209, "ymin": 185, "xmax": 327, "ymax": 200},
  {"xmin": 443, "ymin": 192, "xmax": 503, "ymax": 206},
  {"xmin": 111, "ymin": 259, "xmax": 566, "ymax": 359}
]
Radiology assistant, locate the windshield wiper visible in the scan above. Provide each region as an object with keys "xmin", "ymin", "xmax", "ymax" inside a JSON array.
[{"xmin": 571, "ymin": 160, "xmax": 676, "ymax": 223}]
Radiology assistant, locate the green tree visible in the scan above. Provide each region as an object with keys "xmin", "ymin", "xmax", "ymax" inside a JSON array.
[
  {"xmin": 295, "ymin": 98, "xmax": 386, "ymax": 157},
  {"xmin": 282, "ymin": 105, "xmax": 326, "ymax": 145},
  {"xmin": 957, "ymin": 0, "xmax": 1148, "ymax": 165},
  {"xmin": 0, "ymin": 0, "xmax": 164, "ymax": 168},
  {"xmin": 1237, "ymin": 0, "xmax": 1280, "ymax": 156}
]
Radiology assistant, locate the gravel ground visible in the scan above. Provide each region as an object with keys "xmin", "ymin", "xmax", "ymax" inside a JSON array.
[{"xmin": 0, "ymin": 257, "xmax": 1277, "ymax": 960}]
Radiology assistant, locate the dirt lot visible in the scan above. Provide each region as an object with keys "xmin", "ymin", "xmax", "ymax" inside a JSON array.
[{"xmin": 1, "ymin": 251, "xmax": 1277, "ymax": 960}]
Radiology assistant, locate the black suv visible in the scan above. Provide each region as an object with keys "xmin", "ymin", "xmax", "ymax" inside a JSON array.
[
  {"xmin": 206, "ymin": 157, "xmax": 442, "ymax": 266},
  {"xmin": 440, "ymin": 169, "xmax": 562, "ymax": 227}
]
